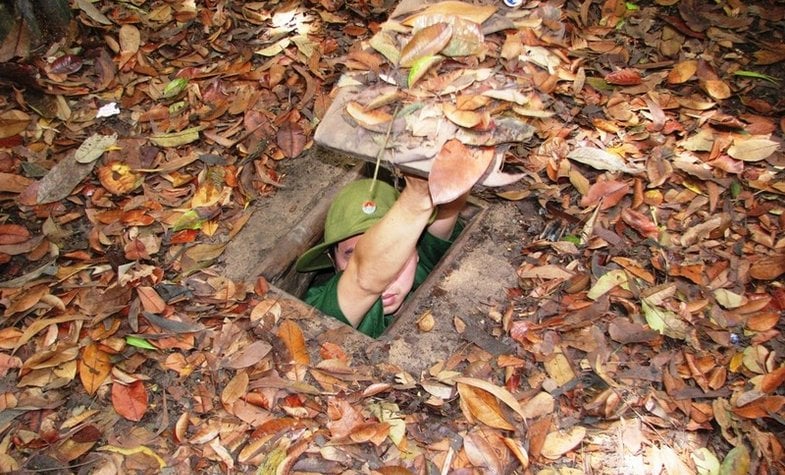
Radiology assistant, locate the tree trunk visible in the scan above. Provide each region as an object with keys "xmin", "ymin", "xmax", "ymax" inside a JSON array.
[{"xmin": 0, "ymin": 0, "xmax": 72, "ymax": 60}]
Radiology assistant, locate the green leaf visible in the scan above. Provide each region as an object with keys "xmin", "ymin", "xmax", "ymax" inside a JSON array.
[
  {"xmin": 126, "ymin": 335, "xmax": 157, "ymax": 350},
  {"xmin": 692, "ymin": 448, "xmax": 720, "ymax": 475},
  {"xmin": 730, "ymin": 180, "xmax": 742, "ymax": 198},
  {"xmin": 162, "ymin": 77, "xmax": 188, "ymax": 99},
  {"xmin": 719, "ymin": 445, "xmax": 750, "ymax": 475},
  {"xmin": 171, "ymin": 209, "xmax": 205, "ymax": 232},
  {"xmin": 732, "ymin": 70, "xmax": 780, "ymax": 84},
  {"xmin": 641, "ymin": 298, "xmax": 688, "ymax": 340},
  {"xmin": 407, "ymin": 55, "xmax": 444, "ymax": 88}
]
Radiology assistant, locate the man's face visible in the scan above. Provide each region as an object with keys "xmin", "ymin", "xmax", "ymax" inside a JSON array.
[{"xmin": 334, "ymin": 235, "xmax": 418, "ymax": 315}]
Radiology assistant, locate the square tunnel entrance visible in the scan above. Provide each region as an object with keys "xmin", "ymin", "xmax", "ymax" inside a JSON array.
[{"xmin": 220, "ymin": 146, "xmax": 523, "ymax": 375}]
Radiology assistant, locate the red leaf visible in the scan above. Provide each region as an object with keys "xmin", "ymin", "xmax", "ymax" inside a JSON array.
[
  {"xmin": 50, "ymin": 55, "xmax": 83, "ymax": 75},
  {"xmin": 604, "ymin": 68, "xmax": 642, "ymax": 85},
  {"xmin": 112, "ymin": 381, "xmax": 148, "ymax": 421},
  {"xmin": 276, "ymin": 121, "xmax": 306, "ymax": 158},
  {"xmin": 0, "ymin": 224, "xmax": 30, "ymax": 245}
]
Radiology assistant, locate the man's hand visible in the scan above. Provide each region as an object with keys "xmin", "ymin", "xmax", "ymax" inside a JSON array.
[{"xmin": 397, "ymin": 175, "xmax": 434, "ymax": 215}]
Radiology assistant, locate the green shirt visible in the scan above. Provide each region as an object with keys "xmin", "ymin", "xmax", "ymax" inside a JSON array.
[{"xmin": 304, "ymin": 226, "xmax": 461, "ymax": 338}]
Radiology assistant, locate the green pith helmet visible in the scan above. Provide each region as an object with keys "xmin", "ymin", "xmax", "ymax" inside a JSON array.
[{"xmin": 295, "ymin": 179, "xmax": 399, "ymax": 272}]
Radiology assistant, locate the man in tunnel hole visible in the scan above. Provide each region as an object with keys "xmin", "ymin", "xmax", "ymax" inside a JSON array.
[{"xmin": 295, "ymin": 175, "xmax": 468, "ymax": 338}]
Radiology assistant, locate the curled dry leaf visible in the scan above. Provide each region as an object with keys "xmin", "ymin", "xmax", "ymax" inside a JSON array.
[
  {"xmin": 457, "ymin": 382, "xmax": 515, "ymax": 430},
  {"xmin": 442, "ymin": 103, "xmax": 490, "ymax": 129},
  {"xmin": 98, "ymin": 161, "xmax": 143, "ymax": 195},
  {"xmin": 345, "ymin": 101, "xmax": 393, "ymax": 131},
  {"xmin": 399, "ymin": 22, "xmax": 453, "ymax": 68}
]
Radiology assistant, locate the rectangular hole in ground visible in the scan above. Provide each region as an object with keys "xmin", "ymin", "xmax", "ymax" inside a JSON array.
[{"xmin": 272, "ymin": 167, "xmax": 487, "ymax": 339}]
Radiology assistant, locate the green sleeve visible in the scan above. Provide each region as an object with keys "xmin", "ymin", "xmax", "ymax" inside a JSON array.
[
  {"xmin": 415, "ymin": 220, "xmax": 464, "ymax": 287},
  {"xmin": 303, "ymin": 272, "xmax": 390, "ymax": 338}
]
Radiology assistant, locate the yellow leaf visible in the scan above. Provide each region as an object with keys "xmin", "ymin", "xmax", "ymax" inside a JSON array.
[
  {"xmin": 97, "ymin": 445, "xmax": 165, "ymax": 469},
  {"xmin": 149, "ymin": 126, "xmax": 201, "ymax": 147}
]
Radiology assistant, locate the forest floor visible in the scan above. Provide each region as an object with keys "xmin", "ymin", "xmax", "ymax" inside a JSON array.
[{"xmin": 0, "ymin": 0, "xmax": 784, "ymax": 473}]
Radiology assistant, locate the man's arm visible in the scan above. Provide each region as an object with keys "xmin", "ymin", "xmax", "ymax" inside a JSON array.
[
  {"xmin": 336, "ymin": 176, "xmax": 434, "ymax": 326},
  {"xmin": 426, "ymin": 191, "xmax": 469, "ymax": 240}
]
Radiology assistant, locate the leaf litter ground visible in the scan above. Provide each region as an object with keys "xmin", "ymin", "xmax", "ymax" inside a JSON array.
[{"xmin": 0, "ymin": 0, "xmax": 784, "ymax": 473}]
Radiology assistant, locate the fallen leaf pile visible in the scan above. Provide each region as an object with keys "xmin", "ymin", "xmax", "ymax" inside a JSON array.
[{"xmin": 1, "ymin": 0, "xmax": 784, "ymax": 473}]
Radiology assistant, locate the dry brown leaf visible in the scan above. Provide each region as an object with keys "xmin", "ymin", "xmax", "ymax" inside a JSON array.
[
  {"xmin": 429, "ymin": 140, "xmax": 494, "ymax": 205},
  {"xmin": 111, "ymin": 380, "xmax": 148, "ymax": 422},
  {"xmin": 702, "ymin": 79, "xmax": 732, "ymax": 100},
  {"xmin": 457, "ymin": 382, "xmax": 514, "ymax": 430},
  {"xmin": 442, "ymin": 103, "xmax": 490, "ymax": 128},
  {"xmin": 604, "ymin": 68, "xmax": 642, "ymax": 85},
  {"xmin": 667, "ymin": 59, "xmax": 698, "ymax": 84},
  {"xmin": 278, "ymin": 320, "xmax": 310, "ymax": 366},
  {"xmin": 454, "ymin": 377, "xmax": 526, "ymax": 420},
  {"xmin": 462, "ymin": 429, "xmax": 505, "ymax": 474},
  {"xmin": 519, "ymin": 391, "xmax": 555, "ymax": 419},
  {"xmin": 760, "ymin": 367, "xmax": 785, "ymax": 393},
  {"xmin": 79, "ymin": 344, "xmax": 112, "ymax": 396},
  {"xmin": 345, "ymin": 101, "xmax": 393, "ymax": 130},
  {"xmin": 137, "ymin": 286, "xmax": 166, "ymax": 313},
  {"xmin": 402, "ymin": 2, "xmax": 497, "ymax": 26},
  {"xmin": 750, "ymin": 254, "xmax": 785, "ymax": 280},
  {"xmin": 0, "ymin": 110, "xmax": 31, "ymax": 139},
  {"xmin": 727, "ymin": 137, "xmax": 779, "ymax": 162},
  {"xmin": 221, "ymin": 371, "xmax": 249, "ymax": 406},
  {"xmin": 399, "ymin": 23, "xmax": 453, "ymax": 68},
  {"xmin": 540, "ymin": 425, "xmax": 586, "ymax": 459},
  {"xmin": 580, "ymin": 179, "xmax": 630, "ymax": 209}
]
